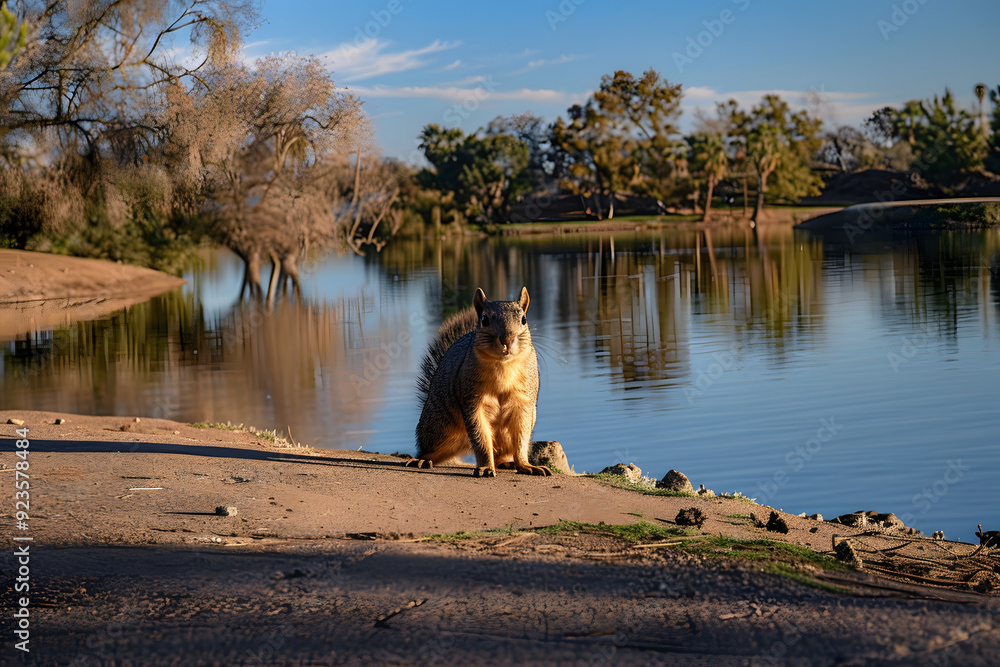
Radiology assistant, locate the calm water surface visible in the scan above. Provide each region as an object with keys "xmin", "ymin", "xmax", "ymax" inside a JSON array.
[{"xmin": 3, "ymin": 225, "xmax": 998, "ymax": 542}]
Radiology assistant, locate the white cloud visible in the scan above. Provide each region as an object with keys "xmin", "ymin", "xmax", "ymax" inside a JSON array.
[
  {"xmin": 443, "ymin": 59, "xmax": 462, "ymax": 71},
  {"xmin": 346, "ymin": 82, "xmax": 589, "ymax": 106},
  {"xmin": 681, "ymin": 86, "xmax": 885, "ymax": 127},
  {"xmin": 510, "ymin": 54, "xmax": 580, "ymax": 76},
  {"xmin": 319, "ymin": 39, "xmax": 460, "ymax": 81}
]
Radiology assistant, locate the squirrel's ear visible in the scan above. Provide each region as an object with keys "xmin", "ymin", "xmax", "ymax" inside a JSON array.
[
  {"xmin": 518, "ymin": 286, "xmax": 530, "ymax": 314},
  {"xmin": 474, "ymin": 288, "xmax": 487, "ymax": 317}
]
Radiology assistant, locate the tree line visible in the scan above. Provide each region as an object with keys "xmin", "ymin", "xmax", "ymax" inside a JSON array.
[
  {"xmin": 1, "ymin": 1, "xmax": 998, "ymax": 301},
  {"xmin": 416, "ymin": 72, "xmax": 1000, "ymax": 228}
]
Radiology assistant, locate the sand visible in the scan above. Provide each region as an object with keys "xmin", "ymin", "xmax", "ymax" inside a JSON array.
[
  {"xmin": 1, "ymin": 409, "xmax": 997, "ymax": 665},
  {"xmin": 0, "ymin": 249, "xmax": 186, "ymax": 340}
]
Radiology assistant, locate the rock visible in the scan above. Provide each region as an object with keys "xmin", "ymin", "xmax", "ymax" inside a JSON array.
[
  {"xmin": 675, "ymin": 507, "xmax": 705, "ymax": 528},
  {"xmin": 830, "ymin": 511, "xmax": 868, "ymax": 528},
  {"xmin": 215, "ymin": 506, "xmax": 238, "ymax": 517},
  {"xmin": 529, "ymin": 441, "xmax": 570, "ymax": 474},
  {"xmin": 976, "ymin": 526, "xmax": 1000, "ymax": 548},
  {"xmin": 931, "ymin": 530, "xmax": 945, "ymax": 540},
  {"xmin": 873, "ymin": 512, "xmax": 905, "ymax": 529},
  {"xmin": 656, "ymin": 469, "xmax": 694, "ymax": 493},
  {"xmin": 834, "ymin": 538, "xmax": 863, "ymax": 569},
  {"xmin": 54, "ymin": 418, "xmax": 67, "ymax": 425},
  {"xmin": 600, "ymin": 463, "xmax": 643, "ymax": 484},
  {"xmin": 7, "ymin": 418, "xmax": 25, "ymax": 426},
  {"xmin": 765, "ymin": 512, "xmax": 789, "ymax": 534},
  {"xmin": 696, "ymin": 484, "xmax": 715, "ymax": 498},
  {"xmin": 808, "ymin": 513, "xmax": 823, "ymax": 521}
]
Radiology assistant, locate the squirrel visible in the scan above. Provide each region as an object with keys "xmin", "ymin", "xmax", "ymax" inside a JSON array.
[{"xmin": 408, "ymin": 287, "xmax": 551, "ymax": 478}]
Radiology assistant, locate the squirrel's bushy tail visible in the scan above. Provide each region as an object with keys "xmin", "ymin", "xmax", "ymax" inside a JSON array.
[{"xmin": 416, "ymin": 307, "xmax": 479, "ymax": 400}]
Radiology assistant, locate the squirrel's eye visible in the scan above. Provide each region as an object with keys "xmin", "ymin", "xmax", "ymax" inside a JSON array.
[
  {"xmin": 521, "ymin": 315, "xmax": 527, "ymax": 325},
  {"xmin": 481, "ymin": 314, "xmax": 490, "ymax": 326}
]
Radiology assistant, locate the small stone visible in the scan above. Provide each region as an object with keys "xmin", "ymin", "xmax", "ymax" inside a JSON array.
[
  {"xmin": 529, "ymin": 441, "xmax": 570, "ymax": 474},
  {"xmin": 675, "ymin": 507, "xmax": 705, "ymax": 528},
  {"xmin": 134, "ymin": 417, "xmax": 141, "ymax": 423},
  {"xmin": 173, "ymin": 431, "xmax": 180, "ymax": 435},
  {"xmin": 765, "ymin": 511, "xmax": 789, "ymax": 534},
  {"xmin": 696, "ymin": 484, "xmax": 715, "ymax": 498},
  {"xmin": 834, "ymin": 538, "xmax": 863, "ymax": 569},
  {"xmin": 215, "ymin": 506, "xmax": 238, "ymax": 517},
  {"xmin": 656, "ymin": 470, "xmax": 694, "ymax": 494},
  {"xmin": 600, "ymin": 463, "xmax": 643, "ymax": 484},
  {"xmin": 931, "ymin": 530, "xmax": 945, "ymax": 540},
  {"xmin": 54, "ymin": 418, "xmax": 67, "ymax": 425},
  {"xmin": 7, "ymin": 418, "xmax": 25, "ymax": 426},
  {"xmin": 808, "ymin": 513, "xmax": 823, "ymax": 521}
]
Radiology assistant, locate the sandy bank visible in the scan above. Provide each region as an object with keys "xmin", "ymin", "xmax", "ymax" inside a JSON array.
[
  {"xmin": 1, "ymin": 410, "xmax": 997, "ymax": 664},
  {"xmin": 0, "ymin": 249, "xmax": 185, "ymax": 340}
]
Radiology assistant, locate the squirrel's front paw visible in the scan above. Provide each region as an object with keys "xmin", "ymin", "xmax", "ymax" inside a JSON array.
[
  {"xmin": 404, "ymin": 458, "xmax": 433, "ymax": 469},
  {"xmin": 473, "ymin": 466, "xmax": 497, "ymax": 478},
  {"xmin": 516, "ymin": 464, "xmax": 552, "ymax": 477}
]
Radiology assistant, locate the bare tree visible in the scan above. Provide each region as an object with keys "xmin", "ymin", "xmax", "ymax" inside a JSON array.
[{"xmin": 162, "ymin": 55, "xmax": 371, "ymax": 299}]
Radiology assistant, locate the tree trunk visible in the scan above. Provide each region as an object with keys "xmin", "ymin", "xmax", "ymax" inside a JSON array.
[
  {"xmin": 742, "ymin": 177, "xmax": 749, "ymax": 218},
  {"xmin": 702, "ymin": 177, "xmax": 716, "ymax": 223},
  {"xmin": 240, "ymin": 249, "xmax": 263, "ymax": 300},
  {"xmin": 752, "ymin": 174, "xmax": 765, "ymax": 224},
  {"xmin": 280, "ymin": 250, "xmax": 302, "ymax": 299},
  {"xmin": 607, "ymin": 191, "xmax": 615, "ymax": 220},
  {"xmin": 266, "ymin": 251, "xmax": 281, "ymax": 305}
]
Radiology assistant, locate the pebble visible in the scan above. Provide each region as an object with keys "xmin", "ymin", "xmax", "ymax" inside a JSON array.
[
  {"xmin": 7, "ymin": 418, "xmax": 25, "ymax": 426},
  {"xmin": 215, "ymin": 506, "xmax": 238, "ymax": 517},
  {"xmin": 55, "ymin": 418, "xmax": 67, "ymax": 425}
]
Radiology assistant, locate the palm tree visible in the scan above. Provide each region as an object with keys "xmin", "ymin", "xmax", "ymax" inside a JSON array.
[
  {"xmin": 689, "ymin": 133, "xmax": 729, "ymax": 222},
  {"xmin": 975, "ymin": 83, "xmax": 987, "ymax": 135}
]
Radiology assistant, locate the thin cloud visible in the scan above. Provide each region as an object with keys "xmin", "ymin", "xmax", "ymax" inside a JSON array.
[
  {"xmin": 443, "ymin": 59, "xmax": 462, "ymax": 71},
  {"xmin": 682, "ymin": 86, "xmax": 884, "ymax": 127},
  {"xmin": 320, "ymin": 39, "xmax": 460, "ymax": 81},
  {"xmin": 347, "ymin": 83, "xmax": 589, "ymax": 106},
  {"xmin": 510, "ymin": 54, "xmax": 579, "ymax": 76}
]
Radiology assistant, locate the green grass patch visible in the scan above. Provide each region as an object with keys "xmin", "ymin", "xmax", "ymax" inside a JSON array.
[
  {"xmin": 191, "ymin": 421, "xmax": 243, "ymax": 431},
  {"xmin": 190, "ymin": 421, "xmax": 287, "ymax": 445},
  {"xmin": 682, "ymin": 536, "xmax": 844, "ymax": 570},
  {"xmin": 726, "ymin": 514, "xmax": 750, "ymax": 520},
  {"xmin": 536, "ymin": 520, "xmax": 689, "ymax": 543},
  {"xmin": 588, "ymin": 473, "xmax": 696, "ymax": 497},
  {"xmin": 764, "ymin": 563, "xmax": 853, "ymax": 595}
]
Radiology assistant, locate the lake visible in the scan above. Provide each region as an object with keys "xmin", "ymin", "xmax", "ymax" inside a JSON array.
[{"xmin": 2, "ymin": 223, "xmax": 998, "ymax": 543}]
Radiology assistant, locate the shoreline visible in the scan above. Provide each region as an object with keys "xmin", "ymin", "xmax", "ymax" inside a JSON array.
[{"xmin": 2, "ymin": 409, "xmax": 997, "ymax": 663}]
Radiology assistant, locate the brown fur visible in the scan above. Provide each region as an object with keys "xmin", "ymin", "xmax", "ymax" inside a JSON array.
[{"xmin": 411, "ymin": 287, "xmax": 549, "ymax": 477}]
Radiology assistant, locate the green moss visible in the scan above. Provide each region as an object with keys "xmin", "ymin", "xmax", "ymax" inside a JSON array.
[
  {"xmin": 588, "ymin": 473, "xmax": 696, "ymax": 497},
  {"xmin": 682, "ymin": 536, "xmax": 844, "ymax": 570},
  {"xmin": 536, "ymin": 520, "xmax": 688, "ymax": 543},
  {"xmin": 764, "ymin": 563, "xmax": 853, "ymax": 595}
]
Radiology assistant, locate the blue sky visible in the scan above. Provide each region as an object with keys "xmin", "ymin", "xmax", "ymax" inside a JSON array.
[{"xmin": 245, "ymin": 0, "xmax": 1000, "ymax": 161}]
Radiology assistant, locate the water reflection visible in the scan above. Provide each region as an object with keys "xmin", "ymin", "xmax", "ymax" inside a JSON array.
[{"xmin": 2, "ymin": 225, "xmax": 998, "ymax": 540}]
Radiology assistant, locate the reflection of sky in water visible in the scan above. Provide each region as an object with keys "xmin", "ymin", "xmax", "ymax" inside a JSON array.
[{"xmin": 4, "ymin": 229, "xmax": 1000, "ymax": 542}]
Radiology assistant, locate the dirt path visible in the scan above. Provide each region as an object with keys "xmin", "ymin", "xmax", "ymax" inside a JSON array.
[{"xmin": 2, "ymin": 410, "xmax": 998, "ymax": 665}]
